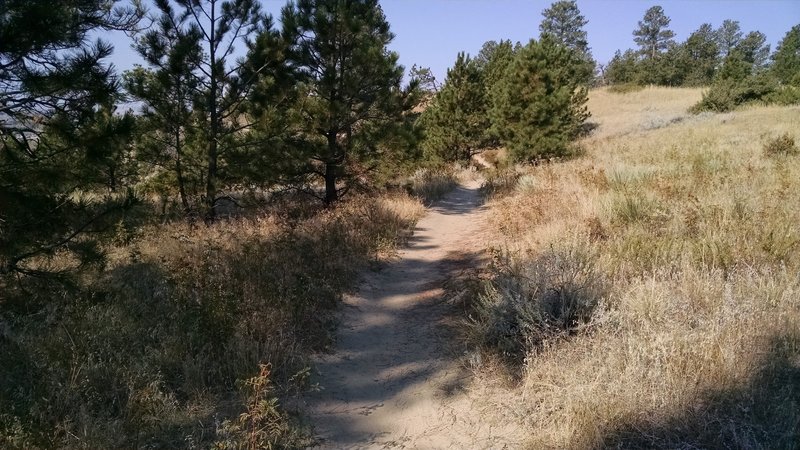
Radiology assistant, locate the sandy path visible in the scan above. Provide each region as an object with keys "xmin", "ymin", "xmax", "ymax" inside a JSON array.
[{"xmin": 305, "ymin": 180, "xmax": 523, "ymax": 449}]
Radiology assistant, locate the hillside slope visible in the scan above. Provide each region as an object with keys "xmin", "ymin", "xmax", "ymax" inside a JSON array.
[{"xmin": 471, "ymin": 86, "xmax": 800, "ymax": 448}]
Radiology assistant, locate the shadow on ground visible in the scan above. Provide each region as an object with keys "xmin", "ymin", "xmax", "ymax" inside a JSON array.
[
  {"xmin": 305, "ymin": 182, "xmax": 494, "ymax": 448},
  {"xmin": 590, "ymin": 333, "xmax": 800, "ymax": 449}
]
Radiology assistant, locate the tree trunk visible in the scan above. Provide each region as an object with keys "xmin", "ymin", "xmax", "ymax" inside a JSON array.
[
  {"xmin": 324, "ymin": 133, "xmax": 339, "ymax": 205},
  {"xmin": 174, "ymin": 129, "xmax": 190, "ymax": 214},
  {"xmin": 108, "ymin": 165, "xmax": 116, "ymax": 192},
  {"xmin": 204, "ymin": 0, "xmax": 218, "ymax": 222},
  {"xmin": 204, "ymin": 138, "xmax": 217, "ymax": 220},
  {"xmin": 324, "ymin": 162, "xmax": 338, "ymax": 205}
]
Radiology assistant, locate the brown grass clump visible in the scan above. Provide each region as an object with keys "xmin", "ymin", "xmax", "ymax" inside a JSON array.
[
  {"xmin": 763, "ymin": 132, "xmax": 798, "ymax": 157},
  {"xmin": 469, "ymin": 87, "xmax": 800, "ymax": 448},
  {"xmin": 0, "ymin": 193, "xmax": 424, "ymax": 448}
]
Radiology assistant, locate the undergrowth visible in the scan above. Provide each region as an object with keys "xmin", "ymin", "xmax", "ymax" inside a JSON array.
[
  {"xmin": 0, "ymin": 193, "xmax": 424, "ymax": 448},
  {"xmin": 465, "ymin": 245, "xmax": 606, "ymax": 366}
]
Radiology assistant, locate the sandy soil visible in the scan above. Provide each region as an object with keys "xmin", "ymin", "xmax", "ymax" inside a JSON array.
[{"xmin": 304, "ymin": 180, "xmax": 523, "ymax": 449}]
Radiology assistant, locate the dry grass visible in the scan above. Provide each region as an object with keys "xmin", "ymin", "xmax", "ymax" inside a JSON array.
[
  {"xmin": 587, "ymin": 86, "xmax": 705, "ymax": 140},
  {"xmin": 407, "ymin": 165, "xmax": 460, "ymax": 204},
  {"xmin": 471, "ymin": 87, "xmax": 800, "ymax": 448},
  {"xmin": 0, "ymin": 193, "xmax": 424, "ymax": 448}
]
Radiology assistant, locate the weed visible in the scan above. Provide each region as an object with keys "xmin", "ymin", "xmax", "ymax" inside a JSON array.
[{"xmin": 763, "ymin": 133, "xmax": 797, "ymax": 157}]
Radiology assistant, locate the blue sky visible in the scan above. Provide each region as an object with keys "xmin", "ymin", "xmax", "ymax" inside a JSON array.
[{"xmin": 107, "ymin": 0, "xmax": 800, "ymax": 82}]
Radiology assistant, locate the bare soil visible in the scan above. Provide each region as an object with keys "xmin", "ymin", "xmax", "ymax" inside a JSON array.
[{"xmin": 304, "ymin": 180, "xmax": 523, "ymax": 449}]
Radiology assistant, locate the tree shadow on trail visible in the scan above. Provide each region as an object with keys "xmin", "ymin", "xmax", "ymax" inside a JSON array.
[
  {"xmin": 305, "ymin": 182, "xmax": 490, "ymax": 447},
  {"xmin": 429, "ymin": 184, "xmax": 487, "ymax": 216}
]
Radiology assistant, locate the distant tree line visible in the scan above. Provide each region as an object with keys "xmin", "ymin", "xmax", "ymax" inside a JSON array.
[
  {"xmin": 603, "ymin": 6, "xmax": 800, "ymax": 111},
  {"xmin": 419, "ymin": 0, "xmax": 592, "ymax": 164}
]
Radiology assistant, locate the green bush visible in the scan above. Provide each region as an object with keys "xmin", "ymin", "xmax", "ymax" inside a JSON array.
[
  {"xmin": 764, "ymin": 85, "xmax": 800, "ymax": 106},
  {"xmin": 691, "ymin": 75, "xmax": 782, "ymax": 113}
]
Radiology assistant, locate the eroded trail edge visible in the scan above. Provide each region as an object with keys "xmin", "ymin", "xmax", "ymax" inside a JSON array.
[{"xmin": 305, "ymin": 181, "xmax": 523, "ymax": 449}]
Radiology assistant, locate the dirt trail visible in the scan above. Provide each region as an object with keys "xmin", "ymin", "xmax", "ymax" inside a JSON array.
[{"xmin": 305, "ymin": 180, "xmax": 523, "ymax": 449}]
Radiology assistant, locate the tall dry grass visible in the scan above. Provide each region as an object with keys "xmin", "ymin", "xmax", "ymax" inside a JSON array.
[
  {"xmin": 406, "ymin": 165, "xmax": 461, "ymax": 204},
  {"xmin": 0, "ymin": 193, "xmax": 424, "ymax": 448},
  {"xmin": 469, "ymin": 87, "xmax": 800, "ymax": 448}
]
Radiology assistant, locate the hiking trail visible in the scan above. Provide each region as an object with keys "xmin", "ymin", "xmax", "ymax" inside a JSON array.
[{"xmin": 305, "ymin": 179, "xmax": 523, "ymax": 449}]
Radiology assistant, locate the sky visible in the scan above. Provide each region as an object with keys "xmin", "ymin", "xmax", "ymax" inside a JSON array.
[{"xmin": 106, "ymin": 0, "xmax": 800, "ymax": 83}]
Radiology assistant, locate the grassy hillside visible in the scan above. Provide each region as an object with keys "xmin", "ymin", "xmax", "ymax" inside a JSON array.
[{"xmin": 470, "ymin": 87, "xmax": 800, "ymax": 448}]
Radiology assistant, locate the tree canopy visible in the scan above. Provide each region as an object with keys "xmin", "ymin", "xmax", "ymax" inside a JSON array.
[
  {"xmin": 633, "ymin": 5, "xmax": 676, "ymax": 60},
  {"xmin": 772, "ymin": 24, "xmax": 800, "ymax": 85},
  {"xmin": 282, "ymin": 0, "xmax": 414, "ymax": 204},
  {"xmin": 539, "ymin": 0, "xmax": 595, "ymax": 84},
  {"xmin": 0, "ymin": 0, "xmax": 142, "ymax": 277},
  {"xmin": 490, "ymin": 36, "xmax": 590, "ymax": 162},
  {"xmin": 420, "ymin": 52, "xmax": 490, "ymax": 162}
]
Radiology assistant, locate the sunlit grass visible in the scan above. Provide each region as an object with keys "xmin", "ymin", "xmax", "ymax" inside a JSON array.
[{"xmin": 470, "ymin": 88, "xmax": 800, "ymax": 448}]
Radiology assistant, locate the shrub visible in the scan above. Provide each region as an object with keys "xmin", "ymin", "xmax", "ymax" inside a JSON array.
[
  {"xmin": 764, "ymin": 84, "xmax": 800, "ymax": 105},
  {"xmin": 213, "ymin": 365, "xmax": 310, "ymax": 449},
  {"xmin": 480, "ymin": 167, "xmax": 521, "ymax": 198},
  {"xmin": 689, "ymin": 71, "xmax": 800, "ymax": 113},
  {"xmin": 690, "ymin": 79, "xmax": 740, "ymax": 113},
  {"xmin": 764, "ymin": 133, "xmax": 798, "ymax": 157},
  {"xmin": 466, "ymin": 245, "xmax": 606, "ymax": 365}
]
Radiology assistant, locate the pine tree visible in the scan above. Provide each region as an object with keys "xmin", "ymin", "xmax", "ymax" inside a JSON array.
[
  {"xmin": 490, "ymin": 36, "xmax": 590, "ymax": 162},
  {"xmin": 282, "ymin": 0, "xmax": 412, "ymax": 204},
  {"xmin": 0, "ymin": 0, "xmax": 141, "ymax": 278},
  {"xmin": 480, "ymin": 40, "xmax": 516, "ymax": 146},
  {"xmin": 633, "ymin": 5, "xmax": 675, "ymax": 60},
  {"xmin": 83, "ymin": 104, "xmax": 139, "ymax": 193},
  {"xmin": 716, "ymin": 19, "xmax": 743, "ymax": 59},
  {"xmin": 124, "ymin": 14, "xmax": 204, "ymax": 214},
  {"xmin": 606, "ymin": 49, "xmax": 639, "ymax": 84},
  {"xmin": 539, "ymin": 0, "xmax": 595, "ymax": 84},
  {"xmin": 126, "ymin": 1, "xmax": 292, "ymax": 215},
  {"xmin": 420, "ymin": 52, "xmax": 489, "ymax": 162},
  {"xmin": 129, "ymin": 0, "xmax": 278, "ymax": 220},
  {"xmin": 645, "ymin": 44, "xmax": 687, "ymax": 86},
  {"xmin": 771, "ymin": 25, "xmax": 800, "ymax": 85},
  {"xmin": 409, "ymin": 65, "xmax": 439, "ymax": 93},
  {"xmin": 735, "ymin": 31, "xmax": 770, "ymax": 71},
  {"xmin": 476, "ymin": 40, "xmax": 516, "ymax": 89},
  {"xmin": 682, "ymin": 23, "xmax": 720, "ymax": 86}
]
